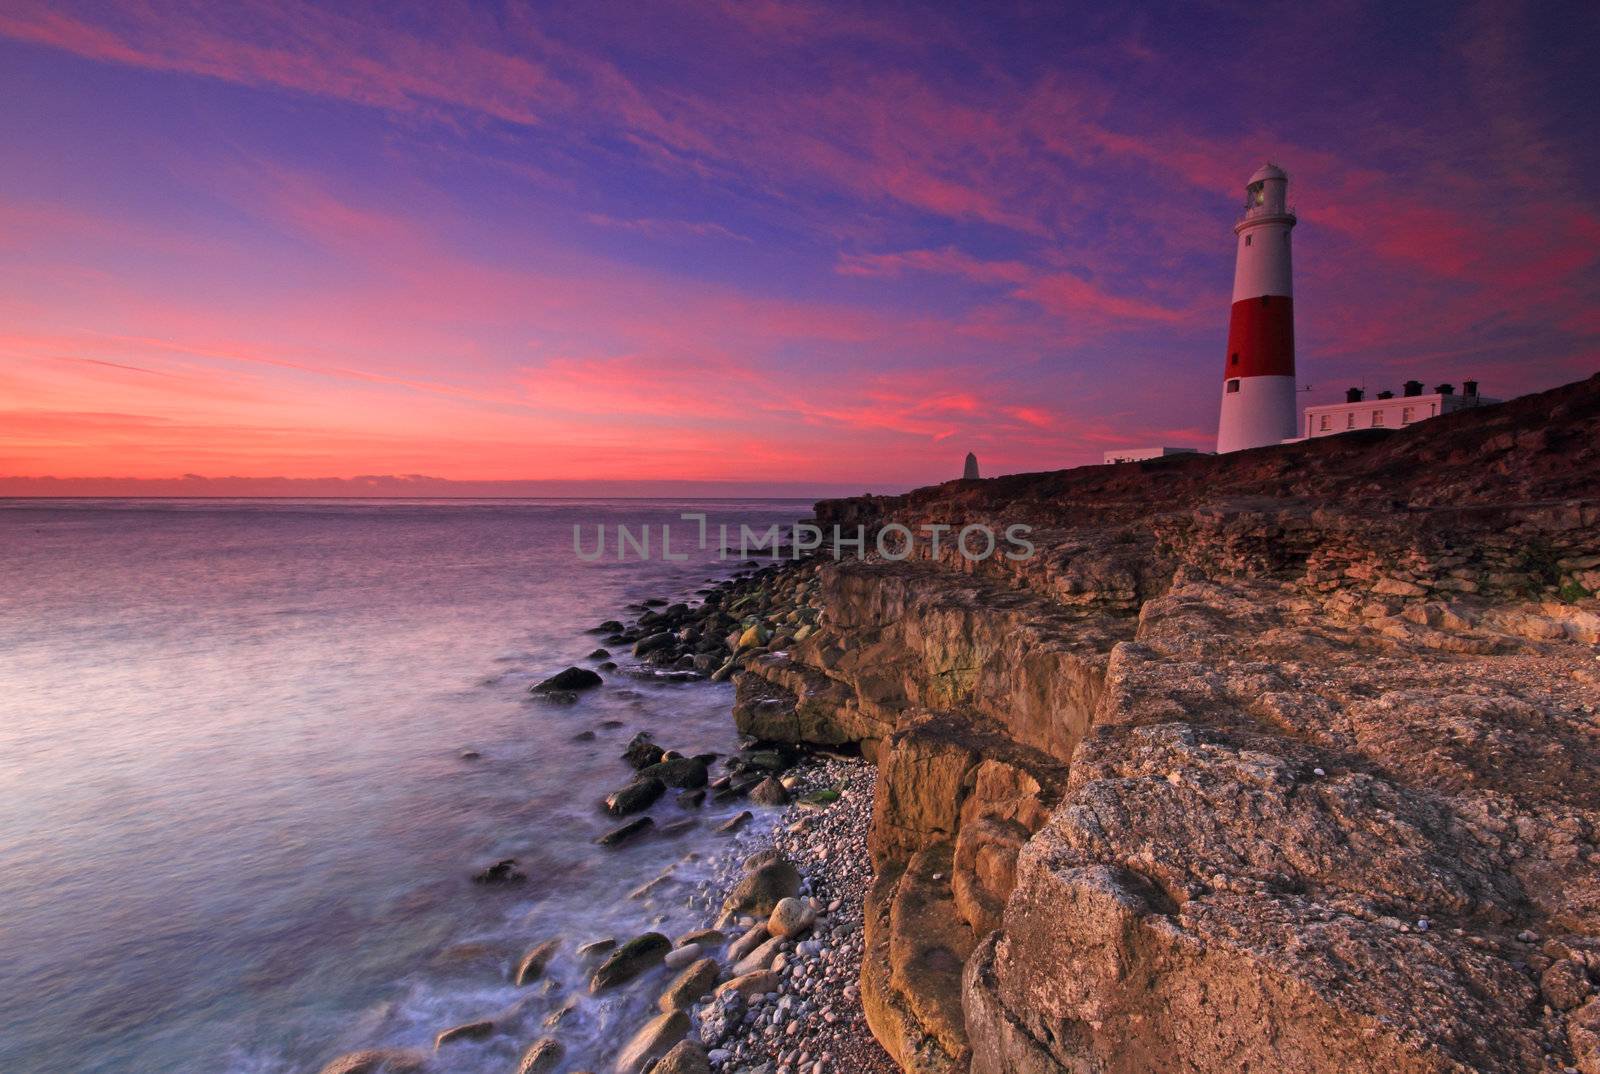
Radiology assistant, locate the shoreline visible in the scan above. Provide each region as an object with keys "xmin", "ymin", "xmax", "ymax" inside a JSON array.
[{"xmin": 318, "ymin": 551, "xmax": 884, "ymax": 1074}]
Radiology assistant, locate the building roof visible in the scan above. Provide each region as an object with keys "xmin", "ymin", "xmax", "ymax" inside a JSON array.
[{"xmin": 1249, "ymin": 162, "xmax": 1287, "ymax": 183}]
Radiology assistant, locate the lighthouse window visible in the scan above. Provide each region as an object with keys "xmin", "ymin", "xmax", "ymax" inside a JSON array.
[
  {"xmin": 1372, "ymin": 410, "xmax": 1385, "ymax": 427},
  {"xmin": 1245, "ymin": 235, "xmax": 1252, "ymax": 246},
  {"xmin": 1231, "ymin": 352, "xmax": 1239, "ymax": 366},
  {"xmin": 1226, "ymin": 379, "xmax": 1240, "ymax": 394}
]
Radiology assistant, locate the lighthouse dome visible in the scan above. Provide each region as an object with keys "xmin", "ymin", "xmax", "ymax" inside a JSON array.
[{"xmin": 1249, "ymin": 162, "xmax": 1287, "ymax": 183}]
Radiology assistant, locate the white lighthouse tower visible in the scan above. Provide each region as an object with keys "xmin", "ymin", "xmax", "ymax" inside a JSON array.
[{"xmin": 1216, "ymin": 163, "xmax": 1298, "ymax": 453}]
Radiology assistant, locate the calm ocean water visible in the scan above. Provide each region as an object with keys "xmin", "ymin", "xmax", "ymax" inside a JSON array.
[{"xmin": 0, "ymin": 498, "xmax": 804, "ymax": 1074}]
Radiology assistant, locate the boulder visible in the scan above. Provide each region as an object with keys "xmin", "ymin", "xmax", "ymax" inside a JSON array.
[
  {"xmin": 730, "ymin": 935, "xmax": 783, "ymax": 976},
  {"xmin": 596, "ymin": 816, "xmax": 654, "ymax": 847},
  {"xmin": 513, "ymin": 939, "xmax": 560, "ymax": 985},
  {"xmin": 714, "ymin": 969, "xmax": 780, "ymax": 1001},
  {"xmin": 727, "ymin": 923, "xmax": 769, "ymax": 962},
  {"xmin": 622, "ymin": 734, "xmax": 666, "ymax": 770},
  {"xmin": 652, "ymin": 1040, "xmax": 713, "ymax": 1074},
  {"xmin": 614, "ymin": 1010, "xmax": 690, "ymax": 1074},
  {"xmin": 531, "ymin": 666, "xmax": 602, "ymax": 693},
  {"xmin": 604, "ymin": 777, "xmax": 665, "ymax": 816},
  {"xmin": 590, "ymin": 932, "xmax": 671, "ymax": 991},
  {"xmin": 515, "ymin": 1037, "xmax": 564, "ymax": 1074},
  {"xmin": 658, "ymin": 956, "xmax": 721, "ymax": 1011},
  {"xmin": 748, "ymin": 776, "xmax": 789, "ymax": 806},
  {"xmin": 434, "ymin": 1019, "xmax": 494, "ymax": 1048},
  {"xmin": 639, "ymin": 757, "xmax": 710, "ymax": 789},
  {"xmin": 767, "ymin": 896, "xmax": 815, "ymax": 939},
  {"xmin": 721, "ymin": 857, "xmax": 800, "ymax": 917},
  {"xmin": 316, "ymin": 1051, "xmax": 425, "ymax": 1074}
]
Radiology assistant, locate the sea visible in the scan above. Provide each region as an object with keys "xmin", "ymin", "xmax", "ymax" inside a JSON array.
[{"xmin": 0, "ymin": 498, "xmax": 807, "ymax": 1074}]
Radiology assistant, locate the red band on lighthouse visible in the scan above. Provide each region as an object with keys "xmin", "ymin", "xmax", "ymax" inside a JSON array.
[{"xmin": 1224, "ymin": 295, "xmax": 1295, "ymax": 379}]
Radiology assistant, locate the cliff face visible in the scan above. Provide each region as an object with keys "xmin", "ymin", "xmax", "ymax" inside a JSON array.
[{"xmin": 733, "ymin": 374, "xmax": 1600, "ymax": 1073}]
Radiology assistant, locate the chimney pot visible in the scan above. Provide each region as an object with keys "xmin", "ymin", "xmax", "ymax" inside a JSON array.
[
  {"xmin": 1403, "ymin": 380, "xmax": 1424, "ymax": 397},
  {"xmin": 1436, "ymin": 383, "xmax": 1454, "ymax": 396},
  {"xmin": 1346, "ymin": 387, "xmax": 1364, "ymax": 403}
]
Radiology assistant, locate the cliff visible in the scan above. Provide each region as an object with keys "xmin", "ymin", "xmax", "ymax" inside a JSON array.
[{"xmin": 732, "ymin": 373, "xmax": 1600, "ymax": 1073}]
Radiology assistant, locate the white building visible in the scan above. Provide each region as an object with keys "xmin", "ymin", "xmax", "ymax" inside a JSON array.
[
  {"xmin": 1299, "ymin": 380, "xmax": 1498, "ymax": 439},
  {"xmin": 1103, "ymin": 446, "xmax": 1201, "ymax": 465}
]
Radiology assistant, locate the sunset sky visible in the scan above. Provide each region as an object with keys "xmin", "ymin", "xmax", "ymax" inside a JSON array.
[{"xmin": 1, "ymin": 1, "xmax": 1597, "ymax": 493}]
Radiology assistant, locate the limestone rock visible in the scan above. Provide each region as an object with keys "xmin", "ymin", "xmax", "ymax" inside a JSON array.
[
  {"xmin": 658, "ymin": 956, "xmax": 720, "ymax": 1011},
  {"xmin": 515, "ymin": 1037, "xmax": 564, "ymax": 1074},
  {"xmin": 614, "ymin": 1010, "xmax": 689, "ymax": 1074}
]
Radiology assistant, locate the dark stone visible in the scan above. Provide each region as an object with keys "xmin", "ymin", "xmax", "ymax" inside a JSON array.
[
  {"xmin": 587, "ymin": 647, "xmax": 611, "ymax": 660},
  {"xmin": 531, "ymin": 666, "xmax": 602, "ymax": 693},
  {"xmin": 590, "ymin": 932, "xmax": 671, "ymax": 991},
  {"xmin": 598, "ymin": 661, "xmax": 618, "ymax": 671},
  {"xmin": 634, "ymin": 631, "xmax": 676, "ymax": 657},
  {"xmin": 642, "ymin": 598, "xmax": 668, "ymax": 607},
  {"xmin": 623, "ymin": 733, "xmax": 666, "ymax": 770},
  {"xmin": 596, "ymin": 816, "xmax": 654, "ymax": 847},
  {"xmin": 589, "ymin": 619, "xmax": 625, "ymax": 634},
  {"xmin": 677, "ymin": 788, "xmax": 707, "ymax": 809},
  {"xmin": 657, "ymin": 818, "xmax": 697, "ymax": 838},
  {"xmin": 471, "ymin": 858, "xmax": 525, "ymax": 885},
  {"xmin": 571, "ymin": 730, "xmax": 596, "ymax": 741},
  {"xmin": 639, "ymin": 757, "xmax": 709, "ymax": 789},
  {"xmin": 605, "ymin": 777, "xmax": 665, "ymax": 816},
  {"xmin": 717, "ymin": 810, "xmax": 752, "ymax": 833}
]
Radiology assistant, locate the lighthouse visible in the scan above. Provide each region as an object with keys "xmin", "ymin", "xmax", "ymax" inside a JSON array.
[{"xmin": 1216, "ymin": 163, "xmax": 1298, "ymax": 453}]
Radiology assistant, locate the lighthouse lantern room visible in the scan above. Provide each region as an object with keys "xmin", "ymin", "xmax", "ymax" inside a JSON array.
[{"xmin": 1216, "ymin": 163, "xmax": 1298, "ymax": 453}]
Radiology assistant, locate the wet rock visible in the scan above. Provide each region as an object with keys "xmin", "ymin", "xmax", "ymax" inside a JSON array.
[
  {"xmin": 614, "ymin": 1010, "xmax": 690, "ymax": 1074},
  {"xmin": 587, "ymin": 647, "xmax": 611, "ymax": 659},
  {"xmin": 623, "ymin": 734, "xmax": 666, "ymax": 770},
  {"xmin": 652, "ymin": 1039, "xmax": 713, "ymax": 1074},
  {"xmin": 634, "ymin": 631, "xmax": 677, "ymax": 657},
  {"xmin": 658, "ymin": 956, "xmax": 720, "ymax": 1011},
  {"xmin": 571, "ymin": 730, "xmax": 596, "ymax": 741},
  {"xmin": 727, "ymin": 923, "xmax": 769, "ymax": 962},
  {"xmin": 515, "ymin": 1037, "xmax": 564, "ymax": 1074},
  {"xmin": 531, "ymin": 666, "xmax": 603, "ymax": 693},
  {"xmin": 470, "ymin": 858, "xmax": 525, "ymax": 885},
  {"xmin": 677, "ymin": 788, "xmax": 707, "ymax": 809},
  {"xmin": 589, "ymin": 619, "xmax": 625, "ymax": 634},
  {"xmin": 662, "ymin": 943, "xmax": 702, "ymax": 969},
  {"xmin": 514, "ymin": 939, "xmax": 560, "ymax": 986},
  {"xmin": 316, "ymin": 1050, "xmax": 426, "ymax": 1074},
  {"xmin": 596, "ymin": 817, "xmax": 654, "ymax": 847},
  {"xmin": 639, "ymin": 757, "xmax": 710, "ymax": 789},
  {"xmin": 604, "ymin": 777, "xmax": 665, "ymax": 816},
  {"xmin": 434, "ymin": 1019, "xmax": 494, "ymax": 1048},
  {"xmin": 717, "ymin": 810, "xmax": 752, "ymax": 834},
  {"xmin": 676, "ymin": 927, "xmax": 724, "ymax": 948},
  {"xmin": 578, "ymin": 938, "xmax": 616, "ymax": 960},
  {"xmin": 590, "ymin": 932, "xmax": 671, "ymax": 991},
  {"xmin": 749, "ymin": 776, "xmax": 789, "ymax": 806},
  {"xmin": 656, "ymin": 818, "xmax": 696, "ymax": 838}
]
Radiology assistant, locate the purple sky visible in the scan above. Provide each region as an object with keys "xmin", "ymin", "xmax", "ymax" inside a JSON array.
[{"xmin": 1, "ymin": 0, "xmax": 1596, "ymax": 493}]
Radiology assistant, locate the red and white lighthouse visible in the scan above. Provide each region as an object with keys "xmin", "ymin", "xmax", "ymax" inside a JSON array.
[{"xmin": 1217, "ymin": 163, "xmax": 1298, "ymax": 453}]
